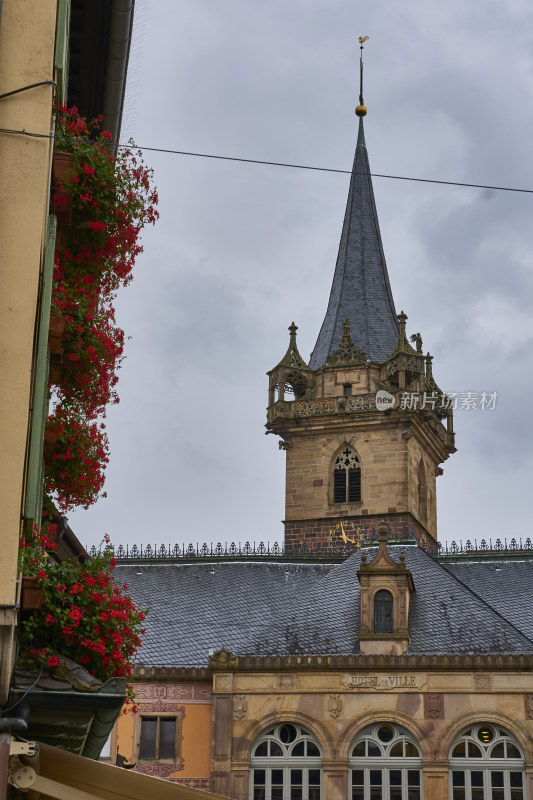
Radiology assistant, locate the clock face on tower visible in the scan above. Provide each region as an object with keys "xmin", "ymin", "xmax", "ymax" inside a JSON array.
[{"xmin": 329, "ymin": 520, "xmax": 364, "ymax": 547}]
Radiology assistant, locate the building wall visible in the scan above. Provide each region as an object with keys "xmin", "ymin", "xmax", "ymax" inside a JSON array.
[
  {"xmin": 283, "ymin": 418, "xmax": 440, "ymax": 548},
  {"xmin": 114, "ymin": 682, "xmax": 213, "ymax": 787},
  {"xmin": 0, "ymin": 0, "xmax": 57, "ymax": 704},
  {"xmin": 210, "ymin": 666, "xmax": 533, "ymax": 800}
]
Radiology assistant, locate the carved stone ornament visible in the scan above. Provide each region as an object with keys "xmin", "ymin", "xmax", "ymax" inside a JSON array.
[
  {"xmin": 279, "ymin": 675, "xmax": 294, "ymax": 689},
  {"xmin": 405, "ymin": 356, "xmax": 420, "ymax": 372},
  {"xmin": 525, "ymin": 695, "xmax": 533, "ymax": 720},
  {"xmin": 474, "ymin": 674, "xmax": 492, "ymax": 690},
  {"xmin": 328, "ymin": 694, "xmax": 342, "ymax": 719},
  {"xmin": 214, "ymin": 674, "xmax": 232, "ymax": 692},
  {"xmin": 135, "ymin": 762, "xmax": 184, "ymax": 778},
  {"xmin": 424, "ymin": 694, "xmax": 443, "ymax": 720},
  {"xmin": 233, "ymin": 694, "xmax": 247, "ymax": 720},
  {"xmin": 327, "ymin": 319, "xmax": 366, "ymax": 366},
  {"xmin": 210, "ymin": 648, "xmax": 233, "ymax": 666},
  {"xmin": 168, "ymin": 778, "xmax": 211, "ymax": 790},
  {"xmin": 341, "ymin": 673, "xmax": 427, "ymax": 692},
  {"xmin": 144, "ymin": 699, "xmax": 186, "ymax": 714},
  {"xmin": 134, "ymin": 683, "xmax": 212, "ymax": 703}
]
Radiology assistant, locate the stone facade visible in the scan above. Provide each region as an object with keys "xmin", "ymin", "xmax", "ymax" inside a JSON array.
[
  {"xmin": 269, "ymin": 342, "xmax": 451, "ymax": 550},
  {"xmin": 209, "ymin": 659, "xmax": 533, "ymax": 800}
]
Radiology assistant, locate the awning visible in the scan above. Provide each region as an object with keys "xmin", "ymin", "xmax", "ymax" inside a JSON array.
[{"xmin": 24, "ymin": 742, "xmax": 229, "ymax": 800}]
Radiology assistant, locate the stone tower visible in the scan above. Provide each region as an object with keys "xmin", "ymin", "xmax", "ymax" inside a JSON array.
[{"xmin": 267, "ymin": 113, "xmax": 455, "ymax": 554}]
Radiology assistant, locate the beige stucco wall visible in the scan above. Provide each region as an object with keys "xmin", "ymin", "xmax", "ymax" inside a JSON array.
[
  {"xmin": 113, "ymin": 682, "xmax": 213, "ymax": 786},
  {"xmin": 0, "ymin": 0, "xmax": 57, "ymax": 701}
]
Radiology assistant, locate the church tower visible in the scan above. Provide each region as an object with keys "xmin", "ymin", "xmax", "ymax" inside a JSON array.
[{"xmin": 267, "ymin": 97, "xmax": 455, "ymax": 554}]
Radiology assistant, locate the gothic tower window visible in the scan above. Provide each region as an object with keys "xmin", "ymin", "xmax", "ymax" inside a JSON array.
[
  {"xmin": 250, "ymin": 722, "xmax": 322, "ymax": 800},
  {"xmin": 333, "ymin": 447, "xmax": 361, "ymax": 503},
  {"xmin": 374, "ymin": 589, "xmax": 393, "ymax": 633},
  {"xmin": 417, "ymin": 459, "xmax": 427, "ymax": 521},
  {"xmin": 350, "ymin": 723, "xmax": 423, "ymax": 799},
  {"xmin": 449, "ymin": 724, "xmax": 525, "ymax": 800}
]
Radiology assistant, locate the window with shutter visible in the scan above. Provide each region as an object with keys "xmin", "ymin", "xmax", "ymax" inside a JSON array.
[{"xmin": 333, "ymin": 447, "xmax": 361, "ymax": 504}]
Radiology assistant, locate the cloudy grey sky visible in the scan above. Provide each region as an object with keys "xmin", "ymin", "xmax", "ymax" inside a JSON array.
[{"xmin": 70, "ymin": 0, "xmax": 533, "ymax": 551}]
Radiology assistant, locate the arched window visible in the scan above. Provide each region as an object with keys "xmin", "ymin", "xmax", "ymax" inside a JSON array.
[
  {"xmin": 449, "ymin": 724, "xmax": 525, "ymax": 800},
  {"xmin": 374, "ymin": 590, "xmax": 393, "ymax": 633},
  {"xmin": 417, "ymin": 460, "xmax": 427, "ymax": 521},
  {"xmin": 251, "ymin": 722, "xmax": 322, "ymax": 800},
  {"xmin": 333, "ymin": 447, "xmax": 361, "ymax": 503},
  {"xmin": 350, "ymin": 723, "xmax": 422, "ymax": 800}
]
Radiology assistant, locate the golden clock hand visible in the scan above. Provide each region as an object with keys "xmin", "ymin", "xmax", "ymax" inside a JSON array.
[{"xmin": 340, "ymin": 522, "xmax": 348, "ymax": 543}]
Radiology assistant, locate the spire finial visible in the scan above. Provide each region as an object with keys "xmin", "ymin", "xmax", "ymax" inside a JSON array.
[
  {"xmin": 356, "ymin": 36, "xmax": 369, "ymax": 119},
  {"xmin": 288, "ymin": 322, "xmax": 298, "ymax": 345},
  {"xmin": 397, "ymin": 310, "xmax": 407, "ymax": 335}
]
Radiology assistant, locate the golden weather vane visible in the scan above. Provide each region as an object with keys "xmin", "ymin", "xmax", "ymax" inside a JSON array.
[{"xmin": 356, "ymin": 36, "xmax": 369, "ymax": 117}]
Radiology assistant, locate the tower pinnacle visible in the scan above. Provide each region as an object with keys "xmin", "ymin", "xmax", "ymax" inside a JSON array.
[{"xmin": 309, "ymin": 46, "xmax": 399, "ymax": 369}]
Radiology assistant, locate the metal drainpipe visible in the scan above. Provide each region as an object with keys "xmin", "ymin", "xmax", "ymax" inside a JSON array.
[{"xmin": 102, "ymin": 0, "xmax": 135, "ymax": 144}]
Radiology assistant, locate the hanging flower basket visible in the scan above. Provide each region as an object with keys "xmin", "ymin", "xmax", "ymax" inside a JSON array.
[
  {"xmin": 19, "ymin": 528, "xmax": 146, "ymax": 705},
  {"xmin": 45, "ymin": 107, "xmax": 159, "ymax": 512}
]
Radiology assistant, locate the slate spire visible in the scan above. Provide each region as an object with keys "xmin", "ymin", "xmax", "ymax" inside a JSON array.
[{"xmin": 309, "ymin": 113, "xmax": 399, "ymax": 368}]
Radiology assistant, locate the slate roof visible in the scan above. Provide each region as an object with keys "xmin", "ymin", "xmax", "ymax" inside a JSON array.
[
  {"xmin": 117, "ymin": 545, "xmax": 533, "ymax": 668},
  {"xmin": 309, "ymin": 118, "xmax": 399, "ymax": 368},
  {"xmin": 440, "ymin": 558, "xmax": 533, "ymax": 642},
  {"xmin": 119, "ymin": 561, "xmax": 332, "ymax": 667}
]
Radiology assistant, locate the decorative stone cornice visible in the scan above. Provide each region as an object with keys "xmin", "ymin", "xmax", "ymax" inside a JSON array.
[
  {"xmin": 208, "ymin": 650, "xmax": 533, "ymax": 672},
  {"xmin": 133, "ymin": 665, "xmax": 210, "ymax": 682}
]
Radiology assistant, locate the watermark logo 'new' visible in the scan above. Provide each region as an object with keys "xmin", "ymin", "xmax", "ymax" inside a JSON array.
[{"xmin": 376, "ymin": 390, "xmax": 395, "ymax": 411}]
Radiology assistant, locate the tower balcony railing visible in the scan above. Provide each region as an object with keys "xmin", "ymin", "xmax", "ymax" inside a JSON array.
[
  {"xmin": 267, "ymin": 393, "xmax": 377, "ymax": 424},
  {"xmin": 267, "ymin": 394, "xmax": 454, "ymax": 447}
]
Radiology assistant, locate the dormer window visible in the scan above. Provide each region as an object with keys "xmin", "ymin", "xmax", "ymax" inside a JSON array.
[
  {"xmin": 333, "ymin": 447, "xmax": 361, "ymax": 503},
  {"xmin": 374, "ymin": 590, "xmax": 393, "ymax": 633},
  {"xmin": 357, "ymin": 522, "xmax": 414, "ymax": 655}
]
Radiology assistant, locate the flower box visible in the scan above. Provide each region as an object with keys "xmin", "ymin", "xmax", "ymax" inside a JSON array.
[
  {"xmin": 51, "ymin": 151, "xmax": 73, "ymax": 226},
  {"xmin": 21, "ymin": 576, "xmax": 43, "ymax": 611},
  {"xmin": 43, "ymin": 427, "xmax": 58, "ymax": 463},
  {"xmin": 49, "ymin": 361, "xmax": 62, "ymax": 384},
  {"xmin": 49, "ymin": 313, "xmax": 66, "ymax": 356}
]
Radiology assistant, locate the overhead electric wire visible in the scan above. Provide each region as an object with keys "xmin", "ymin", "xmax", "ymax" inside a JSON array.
[
  {"xmin": 121, "ymin": 144, "xmax": 533, "ymax": 195},
  {"xmin": 0, "ymin": 123, "xmax": 533, "ymax": 195}
]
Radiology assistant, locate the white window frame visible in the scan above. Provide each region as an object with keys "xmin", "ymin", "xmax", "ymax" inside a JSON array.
[
  {"xmin": 448, "ymin": 724, "xmax": 525, "ymax": 800},
  {"xmin": 349, "ymin": 723, "xmax": 423, "ymax": 800},
  {"xmin": 250, "ymin": 723, "xmax": 322, "ymax": 800}
]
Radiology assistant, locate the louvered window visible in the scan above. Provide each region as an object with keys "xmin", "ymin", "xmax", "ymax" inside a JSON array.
[{"xmin": 333, "ymin": 448, "xmax": 361, "ymax": 503}]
